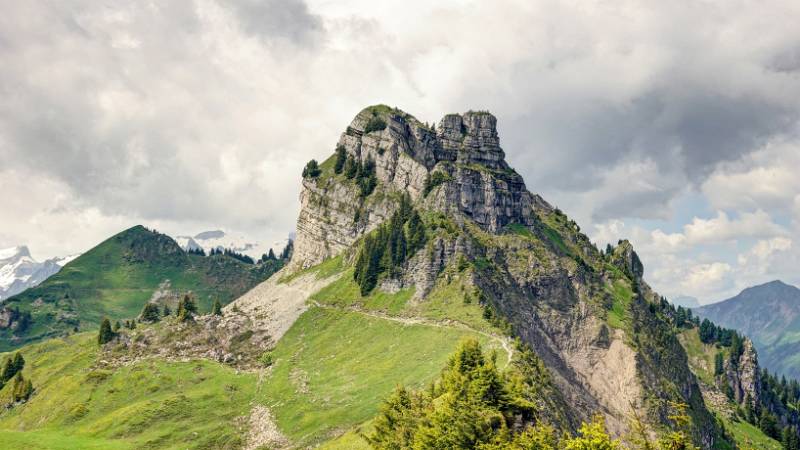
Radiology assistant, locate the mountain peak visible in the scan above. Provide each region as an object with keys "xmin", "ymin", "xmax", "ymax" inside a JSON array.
[
  {"xmin": 749, "ymin": 279, "xmax": 794, "ymax": 290},
  {"xmin": 293, "ymin": 105, "xmax": 537, "ymax": 269},
  {"xmin": 0, "ymin": 245, "xmax": 31, "ymax": 260}
]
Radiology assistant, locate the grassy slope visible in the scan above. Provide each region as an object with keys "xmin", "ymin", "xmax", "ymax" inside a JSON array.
[
  {"xmin": 259, "ymin": 306, "xmax": 504, "ymax": 446},
  {"xmin": 0, "ymin": 257, "xmax": 507, "ymax": 448},
  {"xmin": 265, "ymin": 262, "xmax": 508, "ymax": 446},
  {"xmin": 0, "ymin": 333, "xmax": 256, "ymax": 449},
  {"xmin": 1, "ymin": 226, "xmax": 281, "ymax": 351}
]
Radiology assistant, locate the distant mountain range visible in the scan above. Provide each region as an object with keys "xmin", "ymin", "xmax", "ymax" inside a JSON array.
[
  {"xmin": 695, "ymin": 280, "xmax": 800, "ymax": 379},
  {"xmin": 172, "ymin": 230, "xmax": 290, "ymax": 260},
  {"xmin": 0, "ymin": 246, "xmax": 78, "ymax": 301}
]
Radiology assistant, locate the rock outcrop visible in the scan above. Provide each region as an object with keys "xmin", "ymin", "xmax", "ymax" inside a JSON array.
[
  {"xmin": 723, "ymin": 338, "xmax": 761, "ymax": 404},
  {"xmin": 292, "ymin": 106, "xmax": 543, "ymax": 270}
]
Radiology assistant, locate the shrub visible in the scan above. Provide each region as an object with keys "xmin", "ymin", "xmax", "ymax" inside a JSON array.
[
  {"xmin": 423, "ymin": 171, "xmax": 453, "ymax": 196},
  {"xmin": 364, "ymin": 115, "xmax": 387, "ymax": 134},
  {"xmin": 259, "ymin": 351, "xmax": 274, "ymax": 367},
  {"xmin": 302, "ymin": 159, "xmax": 321, "ymax": 178}
]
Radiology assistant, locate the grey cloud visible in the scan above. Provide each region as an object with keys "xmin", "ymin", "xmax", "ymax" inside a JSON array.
[
  {"xmin": 496, "ymin": 76, "xmax": 798, "ymax": 201},
  {"xmin": 770, "ymin": 44, "xmax": 800, "ymax": 73},
  {"xmin": 218, "ymin": 0, "xmax": 322, "ymax": 46}
]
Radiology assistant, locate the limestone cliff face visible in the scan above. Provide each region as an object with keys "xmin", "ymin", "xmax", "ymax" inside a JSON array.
[
  {"xmin": 289, "ymin": 105, "xmax": 722, "ymax": 447},
  {"xmin": 292, "ymin": 106, "xmax": 540, "ymax": 270}
]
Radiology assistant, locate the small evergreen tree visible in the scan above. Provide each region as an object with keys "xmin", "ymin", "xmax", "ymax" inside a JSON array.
[
  {"xmin": 139, "ymin": 302, "xmax": 161, "ymax": 323},
  {"xmin": 714, "ymin": 352, "xmax": 725, "ymax": 376},
  {"xmin": 0, "ymin": 357, "xmax": 12, "ymax": 384},
  {"xmin": 162, "ymin": 304, "xmax": 172, "ymax": 317},
  {"xmin": 344, "ymin": 155, "xmax": 358, "ymax": 179},
  {"xmin": 113, "ymin": 320, "xmax": 121, "ymax": 332},
  {"xmin": 212, "ymin": 299, "xmax": 223, "ymax": 316},
  {"xmin": 267, "ymin": 248, "xmax": 276, "ymax": 260},
  {"xmin": 11, "ymin": 352, "xmax": 25, "ymax": 377},
  {"xmin": 97, "ymin": 318, "xmax": 115, "ymax": 345},
  {"xmin": 302, "ymin": 159, "xmax": 321, "ymax": 178},
  {"xmin": 334, "ymin": 145, "xmax": 347, "ymax": 174},
  {"xmin": 177, "ymin": 294, "xmax": 198, "ymax": 322},
  {"xmin": 0, "ymin": 353, "xmax": 24, "ymax": 384},
  {"xmin": 280, "ymin": 240, "xmax": 294, "ymax": 260},
  {"xmin": 11, "ymin": 372, "xmax": 33, "ymax": 403},
  {"xmin": 760, "ymin": 412, "xmax": 779, "ymax": 439}
]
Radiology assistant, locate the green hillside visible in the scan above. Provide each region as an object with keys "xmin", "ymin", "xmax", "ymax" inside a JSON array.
[
  {"xmin": 0, "ymin": 333, "xmax": 257, "ymax": 449},
  {"xmin": 0, "ymin": 225, "xmax": 282, "ymax": 351},
  {"xmin": 0, "ymin": 260, "xmax": 509, "ymax": 449}
]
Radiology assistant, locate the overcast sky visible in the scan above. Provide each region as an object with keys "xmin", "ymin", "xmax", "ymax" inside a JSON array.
[{"xmin": 1, "ymin": 0, "xmax": 799, "ymax": 303}]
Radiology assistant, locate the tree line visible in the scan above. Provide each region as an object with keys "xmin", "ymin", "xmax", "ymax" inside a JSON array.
[
  {"xmin": 353, "ymin": 194, "xmax": 426, "ymax": 296},
  {"xmin": 98, "ymin": 294, "xmax": 223, "ymax": 345},
  {"xmin": 186, "ymin": 239, "xmax": 294, "ymax": 266}
]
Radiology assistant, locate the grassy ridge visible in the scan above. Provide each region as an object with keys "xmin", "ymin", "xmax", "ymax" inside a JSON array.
[{"xmin": 0, "ymin": 225, "xmax": 281, "ymax": 351}]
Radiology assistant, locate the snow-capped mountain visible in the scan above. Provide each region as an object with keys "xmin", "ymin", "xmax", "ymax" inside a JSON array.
[
  {"xmin": 0, "ymin": 246, "xmax": 79, "ymax": 301},
  {"xmin": 172, "ymin": 230, "xmax": 290, "ymax": 260}
]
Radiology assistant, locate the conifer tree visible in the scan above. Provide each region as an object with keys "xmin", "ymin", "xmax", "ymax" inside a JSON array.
[
  {"xmin": 162, "ymin": 304, "xmax": 171, "ymax": 317},
  {"xmin": 139, "ymin": 302, "xmax": 161, "ymax": 323},
  {"xmin": 11, "ymin": 372, "xmax": 33, "ymax": 403},
  {"xmin": 302, "ymin": 159, "xmax": 321, "ymax": 178},
  {"xmin": 177, "ymin": 294, "xmax": 198, "ymax": 322},
  {"xmin": 11, "ymin": 352, "xmax": 24, "ymax": 376},
  {"xmin": 267, "ymin": 248, "xmax": 276, "ymax": 260},
  {"xmin": 714, "ymin": 352, "xmax": 725, "ymax": 376},
  {"xmin": 280, "ymin": 240, "xmax": 294, "ymax": 260},
  {"xmin": 97, "ymin": 318, "xmax": 114, "ymax": 345},
  {"xmin": 334, "ymin": 145, "xmax": 347, "ymax": 174},
  {"xmin": 212, "ymin": 299, "xmax": 223, "ymax": 316},
  {"xmin": 0, "ymin": 353, "xmax": 24, "ymax": 384},
  {"xmin": 113, "ymin": 320, "xmax": 121, "ymax": 332},
  {"xmin": 344, "ymin": 155, "xmax": 358, "ymax": 179},
  {"xmin": 0, "ymin": 357, "xmax": 11, "ymax": 385}
]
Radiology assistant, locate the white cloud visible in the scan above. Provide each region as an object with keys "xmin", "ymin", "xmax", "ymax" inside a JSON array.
[
  {"xmin": 683, "ymin": 262, "xmax": 733, "ymax": 295},
  {"xmin": 737, "ymin": 237, "xmax": 792, "ymax": 269},
  {"xmin": 702, "ymin": 139, "xmax": 800, "ymax": 212},
  {"xmin": 682, "ymin": 210, "xmax": 787, "ymax": 246}
]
